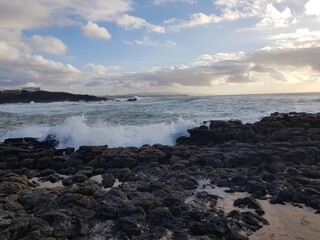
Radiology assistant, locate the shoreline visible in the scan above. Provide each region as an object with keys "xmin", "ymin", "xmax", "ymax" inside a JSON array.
[
  {"xmin": 0, "ymin": 112, "xmax": 319, "ymax": 239},
  {"xmin": 0, "ymin": 90, "xmax": 111, "ymax": 104}
]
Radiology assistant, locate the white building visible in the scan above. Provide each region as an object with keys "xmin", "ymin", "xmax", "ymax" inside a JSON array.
[{"xmin": 21, "ymin": 87, "xmax": 41, "ymax": 92}]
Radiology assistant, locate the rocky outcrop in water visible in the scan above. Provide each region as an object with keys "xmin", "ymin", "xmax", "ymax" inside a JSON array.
[
  {"xmin": 0, "ymin": 91, "xmax": 110, "ymax": 104},
  {"xmin": 0, "ymin": 112, "xmax": 319, "ymax": 239}
]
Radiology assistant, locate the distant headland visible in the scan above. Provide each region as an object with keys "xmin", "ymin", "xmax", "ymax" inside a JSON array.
[{"xmin": 0, "ymin": 88, "xmax": 110, "ymax": 104}]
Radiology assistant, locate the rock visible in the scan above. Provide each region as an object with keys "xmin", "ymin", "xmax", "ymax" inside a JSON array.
[
  {"xmin": 53, "ymin": 219, "xmax": 89, "ymax": 238},
  {"xmin": 149, "ymin": 207, "xmax": 173, "ymax": 227},
  {"xmin": 246, "ymin": 181, "xmax": 266, "ymax": 198},
  {"xmin": 204, "ymin": 216, "xmax": 227, "ymax": 237},
  {"xmin": 234, "ymin": 197, "xmax": 262, "ymax": 210},
  {"xmin": 113, "ymin": 217, "xmax": 139, "ymax": 235},
  {"xmin": 127, "ymin": 97, "xmax": 137, "ymax": 102},
  {"xmin": 131, "ymin": 192, "xmax": 161, "ymax": 212},
  {"xmin": 240, "ymin": 212, "xmax": 268, "ymax": 231},
  {"xmin": 0, "ymin": 90, "xmax": 109, "ymax": 104},
  {"xmin": 17, "ymin": 189, "xmax": 59, "ymax": 213},
  {"xmin": 118, "ymin": 202, "xmax": 146, "ymax": 223},
  {"xmin": 0, "ymin": 216, "xmax": 53, "ymax": 239},
  {"xmin": 189, "ymin": 222, "xmax": 206, "ymax": 235},
  {"xmin": 56, "ymin": 193, "xmax": 96, "ymax": 209},
  {"xmin": 0, "ymin": 173, "xmax": 29, "ymax": 195},
  {"xmin": 102, "ymin": 173, "xmax": 115, "ymax": 187},
  {"xmin": 40, "ymin": 210, "xmax": 72, "ymax": 227},
  {"xmin": 96, "ymin": 202, "xmax": 118, "ymax": 219}
]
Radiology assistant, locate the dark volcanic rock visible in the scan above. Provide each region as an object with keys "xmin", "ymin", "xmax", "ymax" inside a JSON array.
[
  {"xmin": 234, "ymin": 197, "xmax": 262, "ymax": 210},
  {"xmin": 0, "ymin": 112, "xmax": 320, "ymax": 239},
  {"xmin": 0, "ymin": 90, "xmax": 110, "ymax": 104}
]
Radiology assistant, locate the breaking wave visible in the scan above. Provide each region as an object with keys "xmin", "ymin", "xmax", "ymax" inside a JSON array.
[{"xmin": 2, "ymin": 115, "xmax": 196, "ymax": 149}]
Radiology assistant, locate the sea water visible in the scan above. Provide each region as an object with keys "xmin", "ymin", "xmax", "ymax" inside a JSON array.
[{"xmin": 0, "ymin": 93, "xmax": 319, "ymax": 149}]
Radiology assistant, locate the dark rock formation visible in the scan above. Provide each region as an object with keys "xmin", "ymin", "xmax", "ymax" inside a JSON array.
[
  {"xmin": 0, "ymin": 90, "xmax": 110, "ymax": 104},
  {"xmin": 127, "ymin": 97, "xmax": 138, "ymax": 102}
]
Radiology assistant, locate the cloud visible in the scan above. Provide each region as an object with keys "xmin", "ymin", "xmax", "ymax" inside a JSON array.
[
  {"xmin": 0, "ymin": 0, "xmax": 164, "ymax": 33},
  {"xmin": 305, "ymin": 0, "xmax": 320, "ymax": 16},
  {"xmin": 270, "ymin": 29, "xmax": 320, "ymax": 49},
  {"xmin": 103, "ymin": 29, "xmax": 320, "ymax": 89},
  {"xmin": 115, "ymin": 14, "xmax": 165, "ymax": 33},
  {"xmin": 124, "ymin": 37, "xmax": 176, "ymax": 47},
  {"xmin": 167, "ymin": 13, "xmax": 221, "ymax": 32},
  {"xmin": 82, "ymin": 21, "xmax": 111, "ymax": 40},
  {"xmin": 165, "ymin": 0, "xmax": 311, "ymax": 31},
  {"xmin": 257, "ymin": 4, "xmax": 292, "ymax": 27},
  {"xmin": 87, "ymin": 63, "xmax": 123, "ymax": 78},
  {"xmin": 0, "ymin": 37, "xmax": 81, "ymax": 87},
  {"xmin": 153, "ymin": 0, "xmax": 197, "ymax": 5},
  {"xmin": 29, "ymin": 35, "xmax": 68, "ymax": 55}
]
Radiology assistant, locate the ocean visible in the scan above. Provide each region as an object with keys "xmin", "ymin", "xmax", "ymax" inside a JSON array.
[{"xmin": 0, "ymin": 93, "xmax": 319, "ymax": 149}]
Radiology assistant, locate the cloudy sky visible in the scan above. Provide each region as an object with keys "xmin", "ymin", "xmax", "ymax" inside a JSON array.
[{"xmin": 0, "ymin": 0, "xmax": 319, "ymax": 95}]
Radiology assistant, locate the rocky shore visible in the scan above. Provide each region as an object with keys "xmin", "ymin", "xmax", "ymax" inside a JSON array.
[
  {"xmin": 0, "ymin": 91, "xmax": 110, "ymax": 104},
  {"xmin": 0, "ymin": 112, "xmax": 319, "ymax": 239}
]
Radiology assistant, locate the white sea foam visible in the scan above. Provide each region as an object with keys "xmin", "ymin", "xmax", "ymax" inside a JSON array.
[{"xmin": 2, "ymin": 115, "xmax": 196, "ymax": 149}]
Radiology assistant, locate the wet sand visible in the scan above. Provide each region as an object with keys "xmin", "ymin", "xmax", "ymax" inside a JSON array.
[{"xmin": 217, "ymin": 192, "xmax": 320, "ymax": 240}]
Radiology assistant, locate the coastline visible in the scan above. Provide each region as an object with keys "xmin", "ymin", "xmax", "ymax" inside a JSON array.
[
  {"xmin": 0, "ymin": 91, "xmax": 111, "ymax": 104},
  {"xmin": 0, "ymin": 112, "xmax": 319, "ymax": 239}
]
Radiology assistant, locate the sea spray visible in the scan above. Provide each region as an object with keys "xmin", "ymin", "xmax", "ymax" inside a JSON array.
[{"xmin": 2, "ymin": 115, "xmax": 196, "ymax": 149}]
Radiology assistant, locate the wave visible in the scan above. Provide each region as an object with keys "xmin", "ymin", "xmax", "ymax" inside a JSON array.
[{"xmin": 2, "ymin": 115, "xmax": 196, "ymax": 149}]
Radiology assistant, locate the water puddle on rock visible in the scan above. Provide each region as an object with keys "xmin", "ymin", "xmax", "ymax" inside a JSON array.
[
  {"xmin": 185, "ymin": 179, "xmax": 230, "ymax": 203},
  {"xmin": 29, "ymin": 174, "xmax": 68, "ymax": 188}
]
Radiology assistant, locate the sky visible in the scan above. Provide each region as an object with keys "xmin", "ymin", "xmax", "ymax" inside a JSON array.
[{"xmin": 0, "ymin": 0, "xmax": 319, "ymax": 96}]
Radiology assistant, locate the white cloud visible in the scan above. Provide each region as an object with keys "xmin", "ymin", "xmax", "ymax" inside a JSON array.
[
  {"xmin": 257, "ymin": 4, "xmax": 292, "ymax": 27},
  {"xmin": 270, "ymin": 29, "xmax": 320, "ymax": 49},
  {"xmin": 87, "ymin": 63, "xmax": 123, "ymax": 78},
  {"xmin": 29, "ymin": 35, "xmax": 68, "ymax": 55},
  {"xmin": 0, "ymin": 0, "xmax": 164, "ymax": 33},
  {"xmin": 165, "ymin": 0, "xmax": 311, "ymax": 31},
  {"xmin": 193, "ymin": 52, "xmax": 246, "ymax": 66},
  {"xmin": 153, "ymin": 0, "xmax": 197, "ymax": 5},
  {"xmin": 124, "ymin": 37, "xmax": 176, "ymax": 47},
  {"xmin": 164, "ymin": 40, "xmax": 177, "ymax": 48},
  {"xmin": 167, "ymin": 13, "xmax": 221, "ymax": 32},
  {"xmin": 115, "ymin": 14, "xmax": 165, "ymax": 33},
  {"xmin": 305, "ymin": 0, "xmax": 320, "ymax": 16},
  {"xmin": 82, "ymin": 21, "xmax": 111, "ymax": 40}
]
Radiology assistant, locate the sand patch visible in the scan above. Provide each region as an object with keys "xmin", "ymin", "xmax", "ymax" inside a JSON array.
[
  {"xmin": 216, "ymin": 192, "xmax": 320, "ymax": 240},
  {"xmin": 250, "ymin": 200, "xmax": 320, "ymax": 240}
]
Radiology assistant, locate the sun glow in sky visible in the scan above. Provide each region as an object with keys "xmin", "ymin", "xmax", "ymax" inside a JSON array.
[{"xmin": 0, "ymin": 0, "xmax": 319, "ymax": 95}]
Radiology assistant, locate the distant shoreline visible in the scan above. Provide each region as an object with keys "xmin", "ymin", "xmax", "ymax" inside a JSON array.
[{"xmin": 0, "ymin": 90, "xmax": 111, "ymax": 104}]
